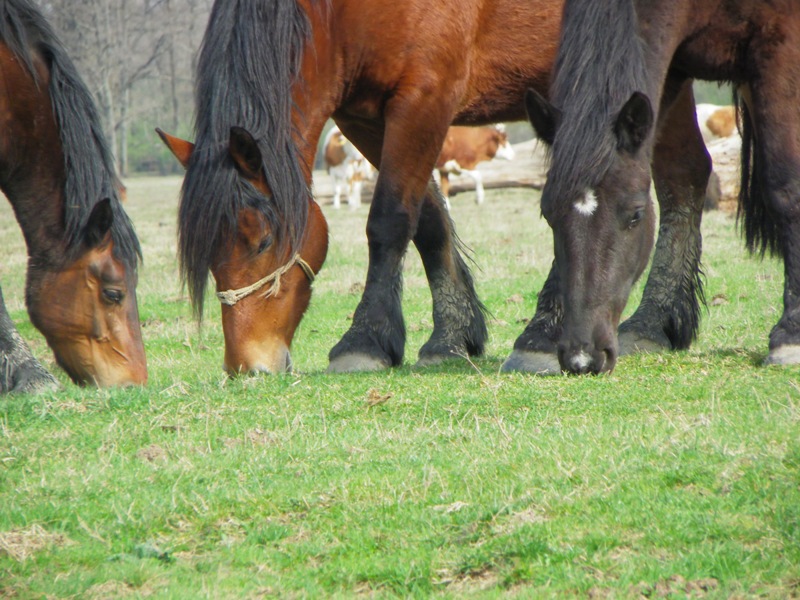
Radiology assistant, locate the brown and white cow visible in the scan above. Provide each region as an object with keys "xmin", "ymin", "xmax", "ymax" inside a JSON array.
[
  {"xmin": 322, "ymin": 126, "xmax": 374, "ymax": 209},
  {"xmin": 434, "ymin": 124, "xmax": 515, "ymax": 207}
]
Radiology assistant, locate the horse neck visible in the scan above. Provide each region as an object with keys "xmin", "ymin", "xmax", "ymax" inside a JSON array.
[
  {"xmin": 0, "ymin": 45, "xmax": 69, "ymax": 265},
  {"xmin": 293, "ymin": 24, "xmax": 340, "ymax": 180}
]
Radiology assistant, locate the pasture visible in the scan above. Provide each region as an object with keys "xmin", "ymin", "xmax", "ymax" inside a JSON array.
[{"xmin": 1, "ymin": 177, "xmax": 799, "ymax": 597}]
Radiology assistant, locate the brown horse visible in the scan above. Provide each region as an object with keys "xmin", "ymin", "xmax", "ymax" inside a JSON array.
[
  {"xmin": 514, "ymin": 0, "xmax": 800, "ymax": 374},
  {"xmin": 0, "ymin": 0, "xmax": 147, "ymax": 390},
  {"xmin": 159, "ymin": 0, "xmax": 561, "ymax": 375},
  {"xmin": 435, "ymin": 125, "xmax": 516, "ymax": 207}
]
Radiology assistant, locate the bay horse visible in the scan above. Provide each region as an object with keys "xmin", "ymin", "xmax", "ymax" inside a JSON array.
[
  {"xmin": 435, "ymin": 125, "xmax": 516, "ymax": 208},
  {"xmin": 511, "ymin": 0, "xmax": 800, "ymax": 374},
  {"xmin": 158, "ymin": 0, "xmax": 562, "ymax": 375},
  {"xmin": 322, "ymin": 126, "xmax": 373, "ymax": 210},
  {"xmin": 0, "ymin": 0, "xmax": 147, "ymax": 390}
]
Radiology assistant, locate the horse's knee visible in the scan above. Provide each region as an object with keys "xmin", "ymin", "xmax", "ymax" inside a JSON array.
[{"xmin": 366, "ymin": 199, "xmax": 414, "ymax": 252}]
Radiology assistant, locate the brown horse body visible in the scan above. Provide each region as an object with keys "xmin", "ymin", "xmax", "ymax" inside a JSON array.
[
  {"xmin": 162, "ymin": 0, "xmax": 561, "ymax": 374},
  {"xmin": 435, "ymin": 125, "xmax": 515, "ymax": 205},
  {"xmin": 0, "ymin": 0, "xmax": 146, "ymax": 390},
  {"xmin": 515, "ymin": 0, "xmax": 800, "ymax": 374}
]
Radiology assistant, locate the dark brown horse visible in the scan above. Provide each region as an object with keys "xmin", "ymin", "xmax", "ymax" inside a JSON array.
[
  {"xmin": 511, "ymin": 0, "xmax": 800, "ymax": 374},
  {"xmin": 0, "ymin": 0, "xmax": 147, "ymax": 390},
  {"xmin": 159, "ymin": 0, "xmax": 561, "ymax": 374}
]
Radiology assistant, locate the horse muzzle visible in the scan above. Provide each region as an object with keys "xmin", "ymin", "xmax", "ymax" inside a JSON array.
[
  {"xmin": 558, "ymin": 341, "xmax": 617, "ymax": 375},
  {"xmin": 224, "ymin": 341, "xmax": 292, "ymax": 376}
]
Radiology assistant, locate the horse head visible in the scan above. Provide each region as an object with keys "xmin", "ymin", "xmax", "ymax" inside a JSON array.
[
  {"xmin": 158, "ymin": 127, "xmax": 328, "ymax": 375},
  {"xmin": 26, "ymin": 199, "xmax": 147, "ymax": 386},
  {"xmin": 525, "ymin": 88, "xmax": 656, "ymax": 374}
]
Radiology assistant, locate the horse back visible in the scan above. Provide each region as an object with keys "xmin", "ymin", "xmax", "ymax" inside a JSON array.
[{"xmin": 331, "ymin": 0, "xmax": 562, "ymax": 126}]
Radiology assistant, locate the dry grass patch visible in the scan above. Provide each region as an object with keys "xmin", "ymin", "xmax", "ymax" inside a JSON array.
[{"xmin": 0, "ymin": 524, "xmax": 73, "ymax": 561}]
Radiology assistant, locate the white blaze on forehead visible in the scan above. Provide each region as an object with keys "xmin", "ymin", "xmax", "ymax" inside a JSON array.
[{"xmin": 574, "ymin": 189, "xmax": 598, "ymax": 216}]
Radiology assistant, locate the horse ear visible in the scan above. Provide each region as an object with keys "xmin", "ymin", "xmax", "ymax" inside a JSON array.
[
  {"xmin": 84, "ymin": 198, "xmax": 114, "ymax": 249},
  {"xmin": 156, "ymin": 128, "xmax": 194, "ymax": 168},
  {"xmin": 525, "ymin": 88, "xmax": 560, "ymax": 145},
  {"xmin": 614, "ymin": 92, "xmax": 653, "ymax": 153},
  {"xmin": 229, "ymin": 126, "xmax": 262, "ymax": 178}
]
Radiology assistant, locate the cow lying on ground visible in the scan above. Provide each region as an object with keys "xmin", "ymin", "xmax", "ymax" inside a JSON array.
[{"xmin": 434, "ymin": 124, "xmax": 515, "ymax": 208}]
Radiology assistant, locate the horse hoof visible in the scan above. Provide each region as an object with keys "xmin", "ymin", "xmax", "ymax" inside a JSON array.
[
  {"xmin": 618, "ymin": 332, "xmax": 670, "ymax": 356},
  {"xmin": 4, "ymin": 361, "xmax": 60, "ymax": 394},
  {"xmin": 414, "ymin": 352, "xmax": 462, "ymax": 368},
  {"xmin": 764, "ymin": 345, "xmax": 800, "ymax": 366},
  {"xmin": 327, "ymin": 353, "xmax": 390, "ymax": 373},
  {"xmin": 500, "ymin": 350, "xmax": 560, "ymax": 375}
]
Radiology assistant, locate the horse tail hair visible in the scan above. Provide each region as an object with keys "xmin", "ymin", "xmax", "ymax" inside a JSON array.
[{"xmin": 735, "ymin": 89, "xmax": 783, "ymax": 257}]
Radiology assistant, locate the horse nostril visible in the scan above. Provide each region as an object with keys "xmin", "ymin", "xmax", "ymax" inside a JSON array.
[{"xmin": 601, "ymin": 347, "xmax": 617, "ymax": 372}]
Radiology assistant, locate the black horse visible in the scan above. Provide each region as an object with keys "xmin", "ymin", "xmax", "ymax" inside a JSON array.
[{"xmin": 505, "ymin": 0, "xmax": 800, "ymax": 374}]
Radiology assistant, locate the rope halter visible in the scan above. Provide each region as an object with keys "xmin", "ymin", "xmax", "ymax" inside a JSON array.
[{"xmin": 216, "ymin": 253, "xmax": 315, "ymax": 306}]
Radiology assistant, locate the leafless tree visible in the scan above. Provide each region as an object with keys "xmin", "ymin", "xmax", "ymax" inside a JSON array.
[{"xmin": 38, "ymin": 0, "xmax": 211, "ymax": 175}]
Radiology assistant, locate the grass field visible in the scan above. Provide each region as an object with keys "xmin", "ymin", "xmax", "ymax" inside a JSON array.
[{"xmin": 1, "ymin": 176, "xmax": 799, "ymax": 598}]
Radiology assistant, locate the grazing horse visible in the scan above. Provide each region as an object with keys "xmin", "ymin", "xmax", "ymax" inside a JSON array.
[
  {"xmin": 158, "ymin": 0, "xmax": 562, "ymax": 375},
  {"xmin": 509, "ymin": 0, "xmax": 800, "ymax": 374},
  {"xmin": 322, "ymin": 126, "xmax": 373, "ymax": 209},
  {"xmin": 0, "ymin": 0, "xmax": 147, "ymax": 390},
  {"xmin": 435, "ymin": 125, "xmax": 516, "ymax": 207}
]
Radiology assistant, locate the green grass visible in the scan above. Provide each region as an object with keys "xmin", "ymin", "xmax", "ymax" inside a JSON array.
[{"xmin": 1, "ymin": 178, "xmax": 799, "ymax": 598}]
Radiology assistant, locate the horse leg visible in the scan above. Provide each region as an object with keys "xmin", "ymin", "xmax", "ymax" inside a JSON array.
[
  {"xmin": 326, "ymin": 114, "xmax": 424, "ymax": 372},
  {"xmin": 414, "ymin": 181, "xmax": 487, "ymax": 365},
  {"xmin": 618, "ymin": 76, "xmax": 710, "ymax": 354},
  {"xmin": 0, "ymin": 286, "xmax": 59, "ymax": 393},
  {"xmin": 501, "ymin": 259, "xmax": 562, "ymax": 374},
  {"xmin": 741, "ymin": 64, "xmax": 800, "ymax": 363},
  {"xmin": 328, "ymin": 110, "xmax": 486, "ymax": 371}
]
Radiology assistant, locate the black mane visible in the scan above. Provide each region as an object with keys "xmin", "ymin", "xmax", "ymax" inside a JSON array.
[
  {"xmin": 0, "ymin": 0, "xmax": 141, "ymax": 268},
  {"xmin": 179, "ymin": 0, "xmax": 313, "ymax": 317},
  {"xmin": 543, "ymin": 0, "xmax": 650, "ymax": 216}
]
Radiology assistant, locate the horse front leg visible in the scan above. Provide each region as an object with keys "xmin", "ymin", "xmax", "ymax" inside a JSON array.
[
  {"xmin": 328, "ymin": 100, "xmax": 459, "ymax": 372},
  {"xmin": 0, "ymin": 286, "xmax": 59, "ymax": 393},
  {"xmin": 413, "ymin": 182, "xmax": 487, "ymax": 366},
  {"xmin": 501, "ymin": 259, "xmax": 562, "ymax": 374},
  {"xmin": 618, "ymin": 76, "xmax": 710, "ymax": 354}
]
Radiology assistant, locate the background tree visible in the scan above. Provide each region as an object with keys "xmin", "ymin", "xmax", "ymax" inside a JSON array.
[{"xmin": 38, "ymin": 0, "xmax": 211, "ymax": 175}]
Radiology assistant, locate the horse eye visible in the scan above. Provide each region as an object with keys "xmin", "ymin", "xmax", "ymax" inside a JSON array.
[
  {"xmin": 257, "ymin": 235, "xmax": 273, "ymax": 254},
  {"xmin": 102, "ymin": 288, "xmax": 124, "ymax": 304},
  {"xmin": 629, "ymin": 208, "xmax": 645, "ymax": 228}
]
